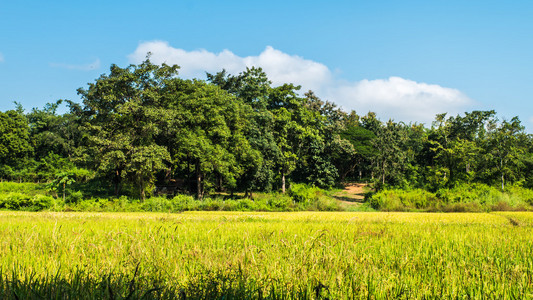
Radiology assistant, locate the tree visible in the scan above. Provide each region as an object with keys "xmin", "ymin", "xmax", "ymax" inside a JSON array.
[
  {"xmin": 77, "ymin": 59, "xmax": 177, "ymax": 199},
  {"xmin": 340, "ymin": 125, "xmax": 376, "ymax": 181},
  {"xmin": 372, "ymin": 120, "xmax": 408, "ymax": 189},
  {"xmin": 208, "ymin": 67, "xmax": 280, "ymax": 193},
  {"xmin": 163, "ymin": 79, "xmax": 255, "ymax": 199},
  {"xmin": 0, "ymin": 110, "xmax": 33, "ymax": 167},
  {"xmin": 487, "ymin": 117, "xmax": 525, "ymax": 191},
  {"xmin": 426, "ymin": 111, "xmax": 496, "ymax": 188}
]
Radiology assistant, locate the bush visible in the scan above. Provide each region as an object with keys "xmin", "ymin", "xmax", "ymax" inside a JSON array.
[
  {"xmin": 437, "ymin": 183, "xmax": 532, "ymax": 211},
  {"xmin": 66, "ymin": 191, "xmax": 84, "ymax": 203},
  {"xmin": 30, "ymin": 194, "xmax": 54, "ymax": 211},
  {"xmin": 267, "ymin": 194, "xmax": 293, "ymax": 211},
  {"xmin": 369, "ymin": 184, "xmax": 533, "ymax": 212},
  {"xmin": 171, "ymin": 194, "xmax": 196, "ymax": 211},
  {"xmin": 436, "ymin": 183, "xmax": 502, "ymax": 205},
  {"xmin": 441, "ymin": 202, "xmax": 483, "ymax": 213},
  {"xmin": 289, "ymin": 183, "xmax": 323, "ymax": 203},
  {"xmin": 0, "ymin": 182, "xmax": 46, "ymax": 194},
  {"xmin": 506, "ymin": 186, "xmax": 533, "ymax": 206},
  {"xmin": 141, "ymin": 197, "xmax": 174, "ymax": 212},
  {"xmin": 0, "ymin": 192, "xmax": 53, "ymax": 211},
  {"xmin": 369, "ymin": 189, "xmax": 438, "ymax": 211},
  {"xmin": 313, "ymin": 196, "xmax": 341, "ymax": 211}
]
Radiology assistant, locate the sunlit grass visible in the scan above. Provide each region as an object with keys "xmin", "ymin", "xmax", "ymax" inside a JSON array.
[{"xmin": 1, "ymin": 211, "xmax": 532, "ymax": 299}]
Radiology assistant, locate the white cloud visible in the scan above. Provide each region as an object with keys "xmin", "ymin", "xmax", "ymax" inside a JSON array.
[
  {"xmin": 331, "ymin": 77, "xmax": 473, "ymax": 125},
  {"xmin": 128, "ymin": 41, "xmax": 332, "ymax": 89},
  {"xmin": 128, "ymin": 41, "xmax": 473, "ymax": 125},
  {"xmin": 50, "ymin": 58, "xmax": 101, "ymax": 71}
]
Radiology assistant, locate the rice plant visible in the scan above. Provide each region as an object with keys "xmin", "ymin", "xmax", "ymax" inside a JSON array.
[{"xmin": 0, "ymin": 211, "xmax": 531, "ymax": 299}]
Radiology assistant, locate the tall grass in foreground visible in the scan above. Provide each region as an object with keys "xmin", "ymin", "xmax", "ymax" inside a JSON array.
[{"xmin": 0, "ymin": 211, "xmax": 532, "ymax": 299}]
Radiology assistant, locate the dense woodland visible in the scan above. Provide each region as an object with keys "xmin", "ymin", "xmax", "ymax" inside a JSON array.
[{"xmin": 1, "ymin": 60, "xmax": 533, "ymax": 203}]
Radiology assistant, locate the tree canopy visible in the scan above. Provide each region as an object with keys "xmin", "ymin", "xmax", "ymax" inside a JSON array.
[{"xmin": 2, "ymin": 60, "xmax": 533, "ymax": 199}]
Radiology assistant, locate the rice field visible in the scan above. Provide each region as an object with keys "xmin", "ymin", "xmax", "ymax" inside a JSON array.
[{"xmin": 0, "ymin": 211, "xmax": 532, "ymax": 299}]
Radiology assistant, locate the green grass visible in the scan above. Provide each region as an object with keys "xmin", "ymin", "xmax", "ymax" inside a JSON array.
[
  {"xmin": 0, "ymin": 181, "xmax": 48, "ymax": 195},
  {"xmin": 370, "ymin": 184, "xmax": 533, "ymax": 212},
  {"xmin": 0, "ymin": 211, "xmax": 532, "ymax": 299}
]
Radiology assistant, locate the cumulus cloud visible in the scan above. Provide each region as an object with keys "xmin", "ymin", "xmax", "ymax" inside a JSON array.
[
  {"xmin": 128, "ymin": 41, "xmax": 332, "ymax": 89},
  {"xmin": 128, "ymin": 41, "xmax": 473, "ymax": 125},
  {"xmin": 331, "ymin": 77, "xmax": 473, "ymax": 125},
  {"xmin": 50, "ymin": 58, "xmax": 101, "ymax": 71}
]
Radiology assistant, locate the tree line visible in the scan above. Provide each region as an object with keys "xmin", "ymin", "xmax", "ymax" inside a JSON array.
[{"xmin": 1, "ymin": 60, "xmax": 532, "ymax": 200}]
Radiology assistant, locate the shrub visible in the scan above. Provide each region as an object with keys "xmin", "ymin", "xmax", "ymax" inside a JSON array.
[
  {"xmin": 140, "ymin": 197, "xmax": 168, "ymax": 212},
  {"xmin": 66, "ymin": 191, "xmax": 84, "ymax": 203},
  {"xmin": 436, "ymin": 183, "xmax": 502, "ymax": 205},
  {"xmin": 30, "ymin": 194, "xmax": 54, "ymax": 211},
  {"xmin": 289, "ymin": 183, "xmax": 323, "ymax": 203},
  {"xmin": 436, "ymin": 183, "xmax": 532, "ymax": 211},
  {"xmin": 0, "ymin": 193, "xmax": 29, "ymax": 210},
  {"xmin": 267, "ymin": 194, "xmax": 293, "ymax": 211},
  {"xmin": 0, "ymin": 192, "xmax": 53, "ymax": 211},
  {"xmin": 506, "ymin": 186, "xmax": 533, "ymax": 206},
  {"xmin": 369, "ymin": 189, "xmax": 438, "ymax": 211},
  {"xmin": 0, "ymin": 182, "xmax": 46, "ymax": 195},
  {"xmin": 313, "ymin": 196, "xmax": 342, "ymax": 211},
  {"xmin": 441, "ymin": 202, "xmax": 483, "ymax": 213}
]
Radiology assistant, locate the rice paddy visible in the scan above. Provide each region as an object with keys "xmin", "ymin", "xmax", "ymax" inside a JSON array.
[{"xmin": 0, "ymin": 211, "xmax": 532, "ymax": 299}]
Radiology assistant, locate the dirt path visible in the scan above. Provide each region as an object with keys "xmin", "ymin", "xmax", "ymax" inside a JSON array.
[{"xmin": 333, "ymin": 183, "xmax": 369, "ymax": 208}]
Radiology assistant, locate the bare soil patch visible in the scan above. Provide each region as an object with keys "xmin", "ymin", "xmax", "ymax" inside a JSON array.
[{"xmin": 333, "ymin": 183, "xmax": 369, "ymax": 208}]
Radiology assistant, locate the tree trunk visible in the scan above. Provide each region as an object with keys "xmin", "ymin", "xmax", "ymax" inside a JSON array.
[
  {"xmin": 501, "ymin": 158, "xmax": 504, "ymax": 191},
  {"xmin": 244, "ymin": 189, "xmax": 253, "ymax": 200},
  {"xmin": 244, "ymin": 189, "xmax": 254, "ymax": 199},
  {"xmin": 381, "ymin": 162, "xmax": 385, "ymax": 186},
  {"xmin": 196, "ymin": 161, "xmax": 203, "ymax": 199},
  {"xmin": 281, "ymin": 172, "xmax": 286, "ymax": 194},
  {"xmin": 114, "ymin": 170, "xmax": 120, "ymax": 196},
  {"xmin": 140, "ymin": 176, "xmax": 145, "ymax": 201},
  {"xmin": 217, "ymin": 173, "xmax": 223, "ymax": 192},
  {"xmin": 196, "ymin": 173, "xmax": 202, "ymax": 199}
]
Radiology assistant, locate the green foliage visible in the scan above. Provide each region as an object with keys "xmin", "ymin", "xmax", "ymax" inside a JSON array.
[
  {"xmin": 436, "ymin": 183, "xmax": 503, "ymax": 205},
  {"xmin": 289, "ymin": 183, "xmax": 322, "ymax": 203},
  {"xmin": 0, "ymin": 193, "xmax": 53, "ymax": 211},
  {"xmin": 339, "ymin": 125, "xmax": 375, "ymax": 180},
  {"xmin": 66, "ymin": 190, "xmax": 84, "ymax": 203},
  {"xmin": 2, "ymin": 59, "xmax": 533, "ymax": 203},
  {"xmin": 370, "ymin": 189, "xmax": 438, "ymax": 211},
  {"xmin": 288, "ymin": 183, "xmax": 342, "ymax": 211},
  {"xmin": 0, "ymin": 110, "xmax": 33, "ymax": 166},
  {"xmin": 26, "ymin": 100, "xmax": 83, "ymax": 161},
  {"xmin": 372, "ymin": 120, "xmax": 409, "ymax": 189},
  {"xmin": 506, "ymin": 185, "xmax": 533, "ymax": 205},
  {"xmin": 78, "ymin": 60, "xmax": 177, "ymax": 199},
  {"xmin": 0, "ymin": 182, "xmax": 47, "ymax": 195},
  {"xmin": 370, "ymin": 184, "xmax": 533, "ymax": 212}
]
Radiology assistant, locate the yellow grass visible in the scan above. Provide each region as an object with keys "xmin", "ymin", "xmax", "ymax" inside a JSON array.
[{"xmin": 0, "ymin": 211, "xmax": 532, "ymax": 298}]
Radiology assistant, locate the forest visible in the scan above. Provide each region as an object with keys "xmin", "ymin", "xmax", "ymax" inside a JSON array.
[{"xmin": 1, "ymin": 59, "xmax": 533, "ymax": 211}]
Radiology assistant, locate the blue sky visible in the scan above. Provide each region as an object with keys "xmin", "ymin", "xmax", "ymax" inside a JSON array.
[{"xmin": 1, "ymin": 0, "xmax": 532, "ymax": 130}]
